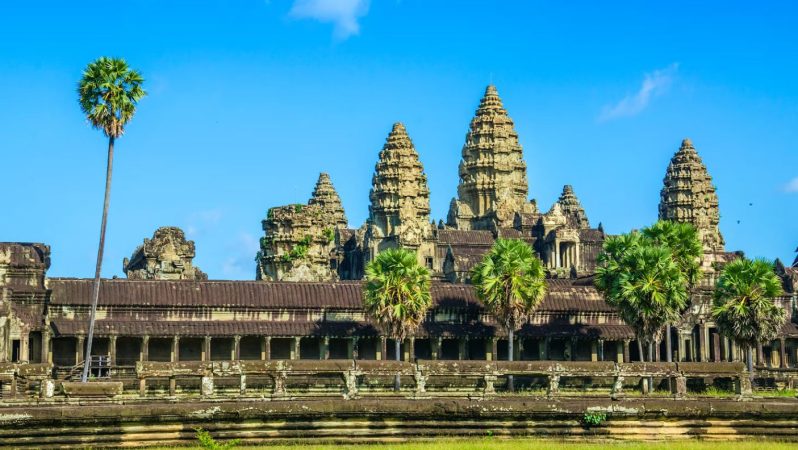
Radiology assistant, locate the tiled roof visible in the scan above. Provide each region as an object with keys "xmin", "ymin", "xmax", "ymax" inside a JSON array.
[
  {"xmin": 48, "ymin": 279, "xmax": 365, "ymax": 309},
  {"xmin": 437, "ymin": 229, "xmax": 494, "ymax": 246},
  {"xmin": 47, "ymin": 278, "xmax": 615, "ymax": 313},
  {"xmin": 579, "ymin": 229, "xmax": 605, "ymax": 242},
  {"xmin": 496, "ymin": 228, "xmax": 525, "ymax": 239},
  {"xmin": 780, "ymin": 321, "xmax": 798, "ymax": 338},
  {"xmin": 517, "ymin": 323, "xmax": 634, "ymax": 339},
  {"xmin": 51, "ymin": 319, "xmax": 380, "ymax": 338}
]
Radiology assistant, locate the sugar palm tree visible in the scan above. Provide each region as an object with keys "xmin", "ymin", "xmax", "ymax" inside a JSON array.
[
  {"xmin": 78, "ymin": 57, "xmax": 146, "ymax": 382},
  {"xmin": 471, "ymin": 239, "xmax": 546, "ymax": 392},
  {"xmin": 595, "ymin": 232, "xmax": 689, "ymax": 362},
  {"xmin": 712, "ymin": 258, "xmax": 785, "ymax": 375},
  {"xmin": 642, "ymin": 221, "xmax": 703, "ymax": 362},
  {"xmin": 363, "ymin": 248, "xmax": 432, "ymax": 390}
]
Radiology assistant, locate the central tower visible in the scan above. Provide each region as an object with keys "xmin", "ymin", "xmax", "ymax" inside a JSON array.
[{"xmin": 447, "ymin": 85, "xmax": 533, "ymax": 230}]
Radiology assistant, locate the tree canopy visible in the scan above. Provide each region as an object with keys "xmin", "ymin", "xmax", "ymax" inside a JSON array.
[
  {"xmin": 471, "ymin": 239, "xmax": 546, "ymax": 335},
  {"xmin": 78, "ymin": 57, "xmax": 146, "ymax": 139},
  {"xmin": 363, "ymin": 248, "xmax": 432, "ymax": 343},
  {"xmin": 595, "ymin": 227, "xmax": 690, "ymax": 348},
  {"xmin": 712, "ymin": 257, "xmax": 785, "ymax": 351}
]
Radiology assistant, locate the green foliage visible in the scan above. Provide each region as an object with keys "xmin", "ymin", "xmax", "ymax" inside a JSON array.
[
  {"xmin": 595, "ymin": 226, "xmax": 690, "ymax": 350},
  {"xmin": 762, "ymin": 388, "xmax": 797, "ymax": 398},
  {"xmin": 322, "ymin": 227, "xmax": 335, "ymax": 244},
  {"xmin": 280, "ymin": 235, "xmax": 313, "ymax": 263},
  {"xmin": 701, "ymin": 386, "xmax": 735, "ymax": 397},
  {"xmin": 195, "ymin": 427, "xmax": 240, "ymax": 450},
  {"xmin": 712, "ymin": 257, "xmax": 785, "ymax": 350},
  {"xmin": 363, "ymin": 248, "xmax": 432, "ymax": 342},
  {"xmin": 470, "ymin": 239, "xmax": 547, "ymax": 332},
  {"xmin": 641, "ymin": 221, "xmax": 703, "ymax": 286},
  {"xmin": 78, "ymin": 57, "xmax": 146, "ymax": 138},
  {"xmin": 582, "ymin": 411, "xmax": 607, "ymax": 427},
  {"xmin": 294, "ymin": 203, "xmax": 304, "ymax": 213}
]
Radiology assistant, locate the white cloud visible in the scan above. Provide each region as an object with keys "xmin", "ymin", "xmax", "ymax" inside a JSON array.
[
  {"xmin": 289, "ymin": 0, "xmax": 369, "ymax": 40},
  {"xmin": 784, "ymin": 177, "xmax": 798, "ymax": 193},
  {"xmin": 599, "ymin": 64, "xmax": 679, "ymax": 122},
  {"xmin": 185, "ymin": 209, "xmax": 223, "ymax": 238},
  {"xmin": 221, "ymin": 232, "xmax": 261, "ymax": 279}
]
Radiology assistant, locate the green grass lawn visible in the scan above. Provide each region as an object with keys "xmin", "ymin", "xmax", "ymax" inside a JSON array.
[{"xmin": 172, "ymin": 438, "xmax": 798, "ymax": 450}]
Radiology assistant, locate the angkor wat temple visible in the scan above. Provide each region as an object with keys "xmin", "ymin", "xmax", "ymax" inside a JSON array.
[{"xmin": 2, "ymin": 85, "xmax": 798, "ymax": 376}]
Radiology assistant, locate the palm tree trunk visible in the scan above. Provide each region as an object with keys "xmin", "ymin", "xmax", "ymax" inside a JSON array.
[
  {"xmin": 507, "ymin": 328, "xmax": 514, "ymax": 392},
  {"xmin": 394, "ymin": 338, "xmax": 401, "ymax": 391},
  {"xmin": 648, "ymin": 341, "xmax": 654, "ymax": 362},
  {"xmin": 637, "ymin": 340, "xmax": 645, "ymax": 362},
  {"xmin": 81, "ymin": 136, "xmax": 114, "ymax": 383}
]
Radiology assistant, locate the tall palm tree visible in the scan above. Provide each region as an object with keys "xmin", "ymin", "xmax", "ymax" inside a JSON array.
[
  {"xmin": 471, "ymin": 239, "xmax": 546, "ymax": 392},
  {"xmin": 363, "ymin": 248, "xmax": 432, "ymax": 390},
  {"xmin": 78, "ymin": 57, "xmax": 146, "ymax": 382},
  {"xmin": 712, "ymin": 258, "xmax": 785, "ymax": 375},
  {"xmin": 595, "ymin": 232, "xmax": 689, "ymax": 362},
  {"xmin": 642, "ymin": 221, "xmax": 703, "ymax": 362}
]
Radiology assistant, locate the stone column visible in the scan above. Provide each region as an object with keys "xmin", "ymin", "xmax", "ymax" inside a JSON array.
[
  {"xmin": 654, "ymin": 339, "xmax": 661, "ymax": 362},
  {"xmin": 378, "ymin": 336, "xmax": 387, "ymax": 360},
  {"xmin": 291, "ymin": 337, "xmax": 300, "ymax": 360},
  {"xmin": 141, "ymin": 336, "xmax": 149, "ymax": 362},
  {"xmin": 19, "ymin": 332, "xmax": 29, "ymax": 363},
  {"xmin": 347, "ymin": 337, "xmax": 356, "ymax": 359},
  {"xmin": 491, "ymin": 338, "xmax": 499, "ymax": 361},
  {"xmin": 458, "ymin": 338, "xmax": 466, "ymax": 361},
  {"xmin": 591, "ymin": 340, "xmax": 599, "ymax": 362},
  {"xmin": 539, "ymin": 338, "xmax": 548, "ymax": 361},
  {"xmin": 575, "ymin": 242, "xmax": 581, "ymax": 271},
  {"xmin": 433, "ymin": 337, "xmax": 441, "ymax": 360},
  {"xmin": 76, "ymin": 335, "xmax": 85, "ymax": 365},
  {"xmin": 109, "ymin": 335, "xmax": 117, "ymax": 366},
  {"xmin": 699, "ymin": 324, "xmax": 708, "ymax": 362},
  {"xmin": 261, "ymin": 337, "xmax": 271, "ymax": 360},
  {"xmin": 321, "ymin": 337, "xmax": 330, "ymax": 360},
  {"xmin": 202, "ymin": 336, "xmax": 211, "ymax": 362},
  {"xmin": 712, "ymin": 333, "xmax": 721, "ymax": 362},
  {"xmin": 565, "ymin": 338, "xmax": 574, "ymax": 361},
  {"xmin": 757, "ymin": 343, "xmax": 764, "ymax": 367},
  {"xmin": 731, "ymin": 342, "xmax": 739, "ymax": 362},
  {"xmin": 677, "ymin": 331, "xmax": 686, "ymax": 362},
  {"xmin": 234, "ymin": 335, "xmax": 241, "ymax": 361},
  {"xmin": 171, "ymin": 336, "xmax": 179, "ymax": 363},
  {"xmin": 406, "ymin": 338, "xmax": 414, "ymax": 362},
  {"xmin": 780, "ymin": 338, "xmax": 788, "ymax": 369},
  {"xmin": 616, "ymin": 341, "xmax": 624, "ymax": 363},
  {"xmin": 554, "ymin": 239, "xmax": 560, "ymax": 268},
  {"xmin": 623, "ymin": 340, "xmax": 630, "ymax": 363},
  {"xmin": 42, "ymin": 329, "xmax": 52, "ymax": 364}
]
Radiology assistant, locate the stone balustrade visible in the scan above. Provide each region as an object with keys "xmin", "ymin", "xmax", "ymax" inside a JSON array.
[{"xmin": 2, "ymin": 360, "xmax": 791, "ymax": 403}]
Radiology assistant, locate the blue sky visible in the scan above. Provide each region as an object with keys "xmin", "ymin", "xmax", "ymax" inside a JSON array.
[{"xmin": 1, "ymin": 1, "xmax": 796, "ymax": 280}]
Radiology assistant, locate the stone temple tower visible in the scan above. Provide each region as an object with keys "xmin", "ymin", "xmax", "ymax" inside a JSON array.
[
  {"xmin": 659, "ymin": 138, "xmax": 724, "ymax": 253},
  {"xmin": 309, "ymin": 172, "xmax": 347, "ymax": 229},
  {"xmin": 365, "ymin": 122, "xmax": 434, "ymax": 263},
  {"xmin": 556, "ymin": 185, "xmax": 590, "ymax": 229},
  {"xmin": 447, "ymin": 85, "xmax": 534, "ymax": 230}
]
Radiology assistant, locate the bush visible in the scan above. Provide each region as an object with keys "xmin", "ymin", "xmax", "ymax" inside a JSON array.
[
  {"xmin": 195, "ymin": 428, "xmax": 239, "ymax": 450},
  {"xmin": 582, "ymin": 411, "xmax": 607, "ymax": 427}
]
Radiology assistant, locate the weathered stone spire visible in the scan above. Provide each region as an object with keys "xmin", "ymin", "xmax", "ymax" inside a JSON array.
[
  {"xmin": 556, "ymin": 185, "xmax": 590, "ymax": 229},
  {"xmin": 123, "ymin": 227, "xmax": 207, "ymax": 280},
  {"xmin": 308, "ymin": 172, "xmax": 347, "ymax": 228},
  {"xmin": 448, "ymin": 85, "xmax": 530, "ymax": 229},
  {"xmin": 368, "ymin": 123, "xmax": 431, "ymax": 242},
  {"xmin": 659, "ymin": 138, "xmax": 724, "ymax": 252}
]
